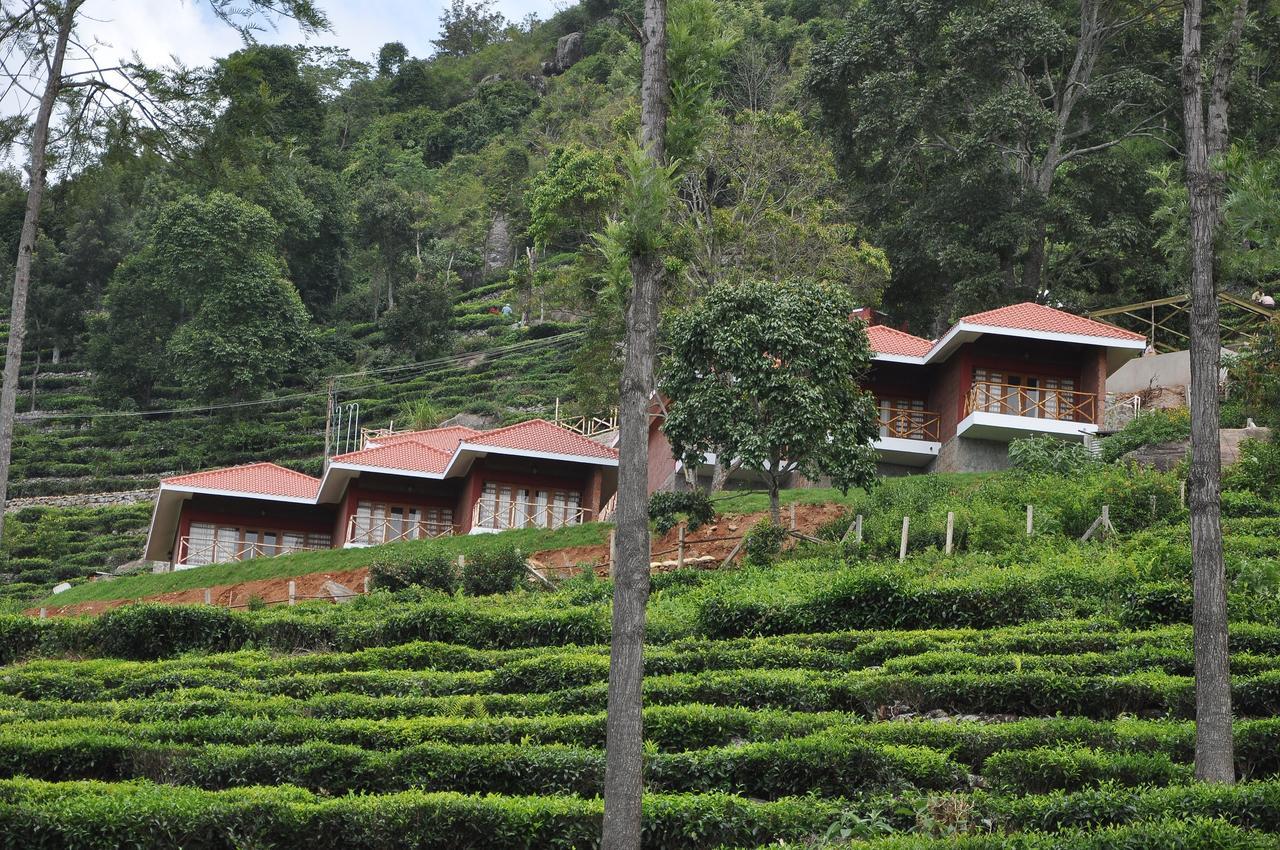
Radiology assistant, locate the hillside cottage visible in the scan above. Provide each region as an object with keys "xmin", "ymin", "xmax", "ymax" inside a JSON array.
[{"xmin": 144, "ymin": 420, "xmax": 618, "ymax": 569}]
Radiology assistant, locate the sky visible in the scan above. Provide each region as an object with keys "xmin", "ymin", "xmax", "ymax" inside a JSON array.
[{"xmin": 77, "ymin": 0, "xmax": 565, "ymax": 71}]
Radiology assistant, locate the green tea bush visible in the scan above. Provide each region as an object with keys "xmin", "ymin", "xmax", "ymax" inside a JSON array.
[
  {"xmin": 91, "ymin": 605, "xmax": 250, "ymax": 661},
  {"xmin": 369, "ymin": 551, "xmax": 459, "ymax": 594},
  {"xmin": 743, "ymin": 520, "xmax": 787, "ymax": 566},
  {"xmin": 1226, "ymin": 439, "xmax": 1280, "ymax": 500},
  {"xmin": 983, "ymin": 746, "xmax": 1190, "ymax": 793},
  {"xmin": 463, "ymin": 546, "xmax": 528, "ymax": 596},
  {"xmin": 648, "ymin": 490, "xmax": 714, "ymax": 535}
]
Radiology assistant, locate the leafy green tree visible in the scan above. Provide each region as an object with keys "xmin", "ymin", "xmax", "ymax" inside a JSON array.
[
  {"xmin": 380, "ymin": 273, "xmax": 455, "ymax": 359},
  {"xmin": 164, "ymin": 195, "xmax": 315, "ymax": 401},
  {"xmin": 527, "ymin": 143, "xmax": 621, "ymax": 251},
  {"xmin": 90, "ymin": 193, "xmax": 313, "ymax": 403},
  {"xmin": 660, "ymin": 278, "xmax": 880, "ymax": 523},
  {"xmin": 211, "ymin": 45, "xmax": 326, "ymax": 151},
  {"xmin": 808, "ymin": 0, "xmax": 1179, "ymax": 323},
  {"xmin": 433, "ymin": 0, "xmax": 507, "ymax": 58},
  {"xmin": 377, "ymin": 41, "xmax": 409, "ymax": 76}
]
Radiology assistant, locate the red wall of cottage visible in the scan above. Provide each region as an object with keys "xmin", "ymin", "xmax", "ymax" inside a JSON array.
[{"xmin": 173, "ymin": 499, "xmax": 336, "ymax": 565}]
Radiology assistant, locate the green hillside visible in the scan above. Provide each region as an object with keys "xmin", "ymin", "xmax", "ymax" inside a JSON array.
[{"xmin": 1, "ymin": 467, "xmax": 1279, "ymax": 846}]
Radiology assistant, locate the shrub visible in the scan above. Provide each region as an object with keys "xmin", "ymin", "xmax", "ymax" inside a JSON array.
[
  {"xmin": 1226, "ymin": 438, "xmax": 1280, "ymax": 500},
  {"xmin": 463, "ymin": 547, "xmax": 527, "ymax": 596},
  {"xmin": 1009, "ymin": 436, "xmax": 1100, "ymax": 476},
  {"xmin": 370, "ymin": 551, "xmax": 459, "ymax": 594},
  {"xmin": 648, "ymin": 490, "xmax": 715, "ymax": 535},
  {"xmin": 743, "ymin": 520, "xmax": 787, "ymax": 566},
  {"xmin": 91, "ymin": 605, "xmax": 250, "ymax": 661},
  {"xmin": 1102, "ymin": 409, "xmax": 1191, "ymax": 463}
]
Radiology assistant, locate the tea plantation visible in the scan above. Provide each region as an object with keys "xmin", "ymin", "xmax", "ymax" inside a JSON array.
[{"xmin": 2, "ymin": 467, "xmax": 1280, "ymax": 848}]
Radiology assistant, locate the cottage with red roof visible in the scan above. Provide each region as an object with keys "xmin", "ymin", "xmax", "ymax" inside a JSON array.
[
  {"xmin": 862, "ymin": 302, "xmax": 1146, "ymax": 472},
  {"xmin": 144, "ymin": 419, "xmax": 618, "ymax": 569},
  {"xmin": 649, "ymin": 302, "xmax": 1148, "ymax": 488}
]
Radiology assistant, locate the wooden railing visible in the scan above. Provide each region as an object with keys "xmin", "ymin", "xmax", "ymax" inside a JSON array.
[
  {"xmin": 965, "ymin": 381, "xmax": 1096, "ymax": 424},
  {"xmin": 878, "ymin": 406, "xmax": 941, "ymax": 441},
  {"xmin": 176, "ymin": 536, "xmax": 320, "ymax": 567},
  {"xmin": 472, "ymin": 499, "xmax": 591, "ymax": 531},
  {"xmin": 553, "ymin": 398, "xmax": 619, "ymax": 438},
  {"xmin": 345, "ymin": 515, "xmax": 454, "ymax": 547}
]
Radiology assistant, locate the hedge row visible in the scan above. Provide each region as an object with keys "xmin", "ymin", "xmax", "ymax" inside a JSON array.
[
  {"xmin": 8, "ymin": 712, "xmax": 1280, "ymax": 778},
  {"xmin": 0, "ymin": 731, "xmax": 965, "ymax": 798},
  {"xmin": 0, "ymin": 780, "xmax": 843, "ymax": 850},
  {"xmin": 8, "ymin": 602, "xmax": 1280, "ymax": 665},
  {"xmin": 3, "ymin": 779, "xmax": 1280, "ymax": 850}
]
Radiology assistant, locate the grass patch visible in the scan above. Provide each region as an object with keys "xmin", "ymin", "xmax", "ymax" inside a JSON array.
[{"xmin": 40, "ymin": 523, "xmax": 611, "ymax": 606}]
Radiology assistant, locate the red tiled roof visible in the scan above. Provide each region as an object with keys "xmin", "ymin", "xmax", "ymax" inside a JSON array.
[
  {"xmin": 375, "ymin": 425, "xmax": 480, "ymax": 452},
  {"xmin": 163, "ymin": 463, "xmax": 321, "ymax": 500},
  {"xmin": 463, "ymin": 419, "xmax": 619, "ymax": 461},
  {"xmin": 960, "ymin": 303, "xmax": 1146, "ymax": 342},
  {"xmin": 867, "ymin": 325, "xmax": 934, "ymax": 357},
  {"xmin": 330, "ymin": 439, "xmax": 452, "ymax": 475}
]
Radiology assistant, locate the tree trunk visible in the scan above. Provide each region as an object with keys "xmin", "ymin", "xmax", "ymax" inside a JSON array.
[
  {"xmin": 1180, "ymin": 0, "xmax": 1247, "ymax": 785},
  {"xmin": 602, "ymin": 1, "xmax": 668, "ymax": 848},
  {"xmin": 768, "ymin": 477, "xmax": 781, "ymax": 526},
  {"xmin": 0, "ymin": 8, "xmax": 74, "ymax": 545},
  {"xmin": 1020, "ymin": 215, "xmax": 1047, "ymax": 299}
]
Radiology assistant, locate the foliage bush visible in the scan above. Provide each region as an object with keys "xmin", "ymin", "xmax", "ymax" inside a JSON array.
[
  {"xmin": 1226, "ymin": 438, "xmax": 1280, "ymax": 501},
  {"xmin": 1009, "ymin": 436, "xmax": 1099, "ymax": 477},
  {"xmin": 1101, "ymin": 409, "xmax": 1191, "ymax": 463},
  {"xmin": 369, "ymin": 551, "xmax": 459, "ymax": 594},
  {"xmin": 648, "ymin": 489, "xmax": 715, "ymax": 535},
  {"xmin": 462, "ymin": 546, "xmax": 528, "ymax": 596},
  {"xmin": 743, "ymin": 520, "xmax": 787, "ymax": 566}
]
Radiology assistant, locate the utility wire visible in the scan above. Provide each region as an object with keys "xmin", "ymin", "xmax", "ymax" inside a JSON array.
[{"xmin": 21, "ymin": 331, "xmax": 586, "ymax": 422}]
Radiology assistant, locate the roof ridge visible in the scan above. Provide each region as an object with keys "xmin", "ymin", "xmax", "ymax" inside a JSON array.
[
  {"xmin": 332, "ymin": 439, "xmax": 452, "ymax": 462},
  {"xmin": 466, "ymin": 417, "xmax": 556, "ymax": 439},
  {"xmin": 165, "ymin": 461, "xmax": 319, "ymax": 483}
]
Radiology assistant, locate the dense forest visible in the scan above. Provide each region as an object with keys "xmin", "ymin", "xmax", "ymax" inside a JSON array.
[{"xmin": 1, "ymin": 0, "xmax": 1278, "ymax": 493}]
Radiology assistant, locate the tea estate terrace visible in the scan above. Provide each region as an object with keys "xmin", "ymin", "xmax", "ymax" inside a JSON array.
[{"xmin": 144, "ymin": 420, "xmax": 619, "ymax": 569}]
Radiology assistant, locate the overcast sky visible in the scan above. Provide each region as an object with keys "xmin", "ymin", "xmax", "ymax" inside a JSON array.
[{"xmin": 78, "ymin": 0, "xmax": 565, "ymax": 71}]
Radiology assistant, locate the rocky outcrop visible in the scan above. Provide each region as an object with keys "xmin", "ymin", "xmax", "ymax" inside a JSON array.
[
  {"xmin": 483, "ymin": 212, "xmax": 515, "ymax": 276},
  {"xmin": 541, "ymin": 32, "xmax": 584, "ymax": 75},
  {"xmin": 1121, "ymin": 426, "xmax": 1272, "ymax": 471}
]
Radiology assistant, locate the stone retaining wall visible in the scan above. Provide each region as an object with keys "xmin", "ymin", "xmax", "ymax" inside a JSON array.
[{"xmin": 5, "ymin": 489, "xmax": 156, "ymax": 512}]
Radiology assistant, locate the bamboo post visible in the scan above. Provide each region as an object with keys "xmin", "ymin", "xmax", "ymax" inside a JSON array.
[
  {"xmin": 677, "ymin": 523, "xmax": 686, "ymax": 570},
  {"xmin": 288, "ymin": 581, "xmax": 296, "ymax": 606},
  {"xmin": 38, "ymin": 607, "xmax": 46, "ymax": 620},
  {"xmin": 719, "ymin": 535, "xmax": 747, "ymax": 569},
  {"xmin": 945, "ymin": 511, "xmax": 955, "ymax": 555},
  {"xmin": 856, "ymin": 514, "xmax": 863, "ymax": 545},
  {"xmin": 839, "ymin": 514, "xmax": 858, "ymax": 544},
  {"xmin": 789, "ymin": 503, "xmax": 797, "ymax": 531},
  {"xmin": 204, "ymin": 589, "xmax": 212, "ymax": 606},
  {"xmin": 1026, "ymin": 504, "xmax": 1034, "ymax": 536},
  {"xmin": 1150, "ymin": 494, "xmax": 1158, "ymax": 522},
  {"xmin": 899, "ymin": 516, "xmax": 910, "ymax": 562},
  {"xmin": 608, "ymin": 530, "xmax": 616, "ymax": 568}
]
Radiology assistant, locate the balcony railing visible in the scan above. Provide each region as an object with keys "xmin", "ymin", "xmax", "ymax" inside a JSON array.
[
  {"xmin": 965, "ymin": 381, "xmax": 1096, "ymax": 424},
  {"xmin": 472, "ymin": 499, "xmax": 591, "ymax": 532},
  {"xmin": 346, "ymin": 515, "xmax": 454, "ymax": 547},
  {"xmin": 878, "ymin": 406, "xmax": 941, "ymax": 442},
  {"xmin": 176, "ymin": 536, "xmax": 320, "ymax": 567}
]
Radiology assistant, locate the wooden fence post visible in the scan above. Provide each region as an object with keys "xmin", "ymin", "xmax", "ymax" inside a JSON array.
[
  {"xmin": 608, "ymin": 530, "xmax": 616, "ymax": 568},
  {"xmin": 856, "ymin": 515, "xmax": 863, "ymax": 545},
  {"xmin": 945, "ymin": 511, "xmax": 955, "ymax": 555},
  {"xmin": 1026, "ymin": 504, "xmax": 1034, "ymax": 536},
  {"xmin": 789, "ymin": 503, "xmax": 797, "ymax": 531},
  {"xmin": 677, "ymin": 523, "xmax": 686, "ymax": 570},
  {"xmin": 1180, "ymin": 481, "xmax": 1187, "ymax": 508},
  {"xmin": 203, "ymin": 589, "xmax": 212, "ymax": 606},
  {"xmin": 899, "ymin": 516, "xmax": 910, "ymax": 563},
  {"xmin": 363, "ymin": 576, "xmax": 370, "ymax": 594},
  {"xmin": 38, "ymin": 607, "xmax": 46, "ymax": 620},
  {"xmin": 457, "ymin": 554, "xmax": 466, "ymax": 577},
  {"xmin": 288, "ymin": 581, "xmax": 296, "ymax": 607}
]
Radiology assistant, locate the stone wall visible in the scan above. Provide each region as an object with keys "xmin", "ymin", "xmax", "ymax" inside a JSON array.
[
  {"xmin": 933, "ymin": 436, "xmax": 1012, "ymax": 474},
  {"xmin": 5, "ymin": 489, "xmax": 156, "ymax": 513}
]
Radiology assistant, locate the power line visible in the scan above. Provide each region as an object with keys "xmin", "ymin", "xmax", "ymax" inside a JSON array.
[{"xmin": 21, "ymin": 331, "xmax": 586, "ymax": 422}]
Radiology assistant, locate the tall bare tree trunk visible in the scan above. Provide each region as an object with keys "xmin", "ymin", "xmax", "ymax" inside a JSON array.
[
  {"xmin": 1181, "ymin": 0, "xmax": 1249, "ymax": 785},
  {"xmin": 602, "ymin": 1, "xmax": 668, "ymax": 847},
  {"xmin": 0, "ymin": 7, "xmax": 74, "ymax": 544}
]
